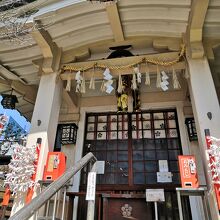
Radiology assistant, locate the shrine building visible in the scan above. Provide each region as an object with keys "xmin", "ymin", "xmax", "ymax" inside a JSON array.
[{"xmin": 0, "ymin": 0, "xmax": 220, "ymax": 220}]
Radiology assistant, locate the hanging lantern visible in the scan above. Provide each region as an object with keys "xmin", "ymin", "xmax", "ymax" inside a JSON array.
[
  {"xmin": 1, "ymin": 94, "xmax": 18, "ymax": 109},
  {"xmin": 185, "ymin": 118, "xmax": 197, "ymax": 141},
  {"xmin": 59, "ymin": 123, "xmax": 78, "ymax": 145}
]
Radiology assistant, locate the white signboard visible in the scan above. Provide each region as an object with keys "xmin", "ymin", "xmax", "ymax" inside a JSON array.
[
  {"xmin": 157, "ymin": 172, "xmax": 172, "ymax": 183},
  {"xmin": 86, "ymin": 172, "xmax": 96, "ymax": 201},
  {"xmin": 159, "ymin": 160, "xmax": 168, "ymax": 172},
  {"xmin": 146, "ymin": 189, "xmax": 165, "ymax": 202},
  {"xmin": 96, "ymin": 161, "xmax": 105, "ymax": 174}
]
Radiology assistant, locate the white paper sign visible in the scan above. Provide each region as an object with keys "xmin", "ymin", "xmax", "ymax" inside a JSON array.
[
  {"xmin": 146, "ymin": 189, "xmax": 165, "ymax": 202},
  {"xmin": 86, "ymin": 172, "xmax": 96, "ymax": 201},
  {"xmin": 159, "ymin": 160, "xmax": 168, "ymax": 172},
  {"xmin": 157, "ymin": 172, "xmax": 172, "ymax": 183},
  {"xmin": 96, "ymin": 161, "xmax": 105, "ymax": 174}
]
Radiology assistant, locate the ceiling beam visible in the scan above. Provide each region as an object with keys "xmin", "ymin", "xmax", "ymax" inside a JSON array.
[
  {"xmin": 62, "ymin": 89, "xmax": 78, "ymax": 109},
  {"xmin": 187, "ymin": 0, "xmax": 209, "ymax": 58},
  {"xmin": 32, "ymin": 28, "xmax": 54, "ymax": 58},
  {"xmin": 0, "ymin": 78, "xmax": 10, "ymax": 86},
  {"xmin": 59, "ymin": 113, "xmax": 80, "ymax": 123},
  {"xmin": 61, "ymin": 48, "xmax": 90, "ymax": 64},
  {"xmin": 106, "ymin": 2, "xmax": 124, "ymax": 42},
  {"xmin": 22, "ymin": 111, "xmax": 32, "ymax": 122},
  {"xmin": 61, "ymin": 36, "xmax": 185, "ymax": 64},
  {"xmin": 32, "ymin": 24, "xmax": 62, "ymax": 74},
  {"xmin": 80, "ymin": 90, "xmax": 186, "ymax": 108},
  {"xmin": 0, "ymin": 64, "xmax": 27, "ymax": 84},
  {"xmin": 0, "ymin": 76, "xmax": 37, "ymax": 106},
  {"xmin": 11, "ymin": 81, "xmax": 37, "ymax": 104},
  {"xmin": 153, "ymin": 38, "xmax": 182, "ymax": 51},
  {"xmin": 32, "ymin": 58, "xmax": 44, "ymax": 76}
]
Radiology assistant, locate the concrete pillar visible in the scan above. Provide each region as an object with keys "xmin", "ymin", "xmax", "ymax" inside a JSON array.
[
  {"xmin": 187, "ymin": 57, "xmax": 220, "ymax": 220},
  {"xmin": 28, "ymin": 73, "xmax": 63, "ymax": 180},
  {"xmin": 11, "ymin": 72, "xmax": 63, "ymax": 215},
  {"xmin": 62, "ymin": 144, "xmax": 76, "ymax": 169}
]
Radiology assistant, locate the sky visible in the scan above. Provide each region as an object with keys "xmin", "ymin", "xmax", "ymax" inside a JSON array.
[{"xmin": 0, "ymin": 96, "xmax": 31, "ymax": 133}]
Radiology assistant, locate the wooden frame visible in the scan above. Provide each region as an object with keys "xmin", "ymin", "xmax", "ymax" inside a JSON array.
[{"xmin": 81, "ymin": 109, "xmax": 182, "ymax": 190}]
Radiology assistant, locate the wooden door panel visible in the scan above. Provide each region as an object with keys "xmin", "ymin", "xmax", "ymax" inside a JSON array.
[{"xmin": 105, "ymin": 198, "xmax": 153, "ymax": 220}]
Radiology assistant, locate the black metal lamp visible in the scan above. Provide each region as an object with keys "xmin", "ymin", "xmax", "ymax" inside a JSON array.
[
  {"xmin": 1, "ymin": 93, "xmax": 18, "ymax": 109},
  {"xmin": 185, "ymin": 118, "xmax": 198, "ymax": 141},
  {"xmin": 60, "ymin": 123, "xmax": 78, "ymax": 145}
]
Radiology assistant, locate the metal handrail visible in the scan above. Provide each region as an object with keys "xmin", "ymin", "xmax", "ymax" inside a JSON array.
[{"xmin": 9, "ymin": 152, "xmax": 97, "ymax": 220}]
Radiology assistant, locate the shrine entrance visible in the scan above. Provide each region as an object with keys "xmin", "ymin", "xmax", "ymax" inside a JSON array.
[{"xmin": 78, "ymin": 109, "xmax": 192, "ymax": 220}]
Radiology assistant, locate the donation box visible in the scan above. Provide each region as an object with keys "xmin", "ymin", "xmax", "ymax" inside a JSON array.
[
  {"xmin": 178, "ymin": 155, "xmax": 199, "ymax": 188},
  {"xmin": 43, "ymin": 152, "xmax": 66, "ymax": 181}
]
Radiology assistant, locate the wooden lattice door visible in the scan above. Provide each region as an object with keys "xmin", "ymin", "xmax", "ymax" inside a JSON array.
[{"xmin": 78, "ymin": 110, "xmax": 192, "ymax": 220}]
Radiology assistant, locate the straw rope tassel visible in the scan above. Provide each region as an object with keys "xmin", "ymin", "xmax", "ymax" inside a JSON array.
[
  {"xmin": 75, "ymin": 70, "xmax": 81, "ymax": 93},
  {"xmin": 81, "ymin": 71, "xmax": 86, "ymax": 93},
  {"xmin": 145, "ymin": 62, "xmax": 150, "ymax": 86},
  {"xmin": 132, "ymin": 73, "xmax": 137, "ymax": 90},
  {"xmin": 100, "ymin": 80, "xmax": 105, "ymax": 92},
  {"xmin": 134, "ymin": 65, "xmax": 141, "ymax": 84},
  {"xmin": 117, "ymin": 74, "xmax": 123, "ymax": 93},
  {"xmin": 156, "ymin": 65, "xmax": 161, "ymax": 88},
  {"xmin": 65, "ymin": 77, "xmax": 71, "ymax": 91},
  {"xmin": 89, "ymin": 67, "xmax": 95, "ymax": 90},
  {"xmin": 172, "ymin": 66, "xmax": 181, "ymax": 89},
  {"xmin": 75, "ymin": 83, "xmax": 80, "ymax": 93},
  {"xmin": 89, "ymin": 76, "xmax": 95, "ymax": 90}
]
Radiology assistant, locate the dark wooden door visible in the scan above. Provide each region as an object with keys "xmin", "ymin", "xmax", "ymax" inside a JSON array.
[
  {"xmin": 82, "ymin": 110, "xmax": 182, "ymax": 187},
  {"xmin": 103, "ymin": 198, "xmax": 153, "ymax": 220},
  {"xmin": 79, "ymin": 111, "xmax": 192, "ymax": 220}
]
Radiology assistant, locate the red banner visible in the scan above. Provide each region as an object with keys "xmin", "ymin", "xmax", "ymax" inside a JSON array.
[{"xmin": 205, "ymin": 130, "xmax": 220, "ymax": 210}]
